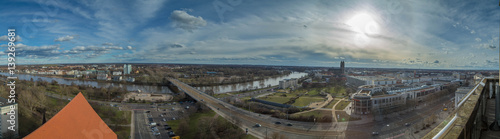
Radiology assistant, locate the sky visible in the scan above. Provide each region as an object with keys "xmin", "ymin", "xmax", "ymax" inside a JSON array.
[{"xmin": 0, "ymin": 0, "xmax": 499, "ymax": 69}]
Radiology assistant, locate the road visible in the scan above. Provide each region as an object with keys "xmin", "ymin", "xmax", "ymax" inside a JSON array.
[
  {"xmin": 344, "ymin": 93, "xmax": 456, "ymax": 139},
  {"xmin": 169, "ymin": 78, "xmax": 346, "ymax": 139}
]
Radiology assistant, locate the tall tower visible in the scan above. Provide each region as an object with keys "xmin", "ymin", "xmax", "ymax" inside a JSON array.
[{"xmin": 340, "ymin": 61, "xmax": 345, "ymax": 74}]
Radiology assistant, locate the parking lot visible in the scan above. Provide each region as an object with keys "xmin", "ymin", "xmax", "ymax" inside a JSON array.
[{"xmin": 143, "ymin": 101, "xmax": 195, "ymax": 139}]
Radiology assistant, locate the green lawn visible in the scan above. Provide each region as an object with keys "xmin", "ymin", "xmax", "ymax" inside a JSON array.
[
  {"xmin": 306, "ymin": 89, "xmax": 322, "ymax": 96},
  {"xmin": 292, "ymin": 97, "xmax": 325, "ymax": 107},
  {"xmin": 324, "ymin": 98, "xmax": 340, "ymax": 108},
  {"xmin": 335, "ymin": 100, "xmax": 351, "ymax": 110},
  {"xmin": 326, "ymin": 86, "xmax": 346, "ymax": 96}
]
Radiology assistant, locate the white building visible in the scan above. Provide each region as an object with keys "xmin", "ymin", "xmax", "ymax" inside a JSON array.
[
  {"xmin": 279, "ymin": 78, "xmax": 298, "ymax": 89},
  {"xmin": 112, "ymin": 71, "xmax": 122, "ymax": 76},
  {"xmin": 123, "ymin": 64, "xmax": 132, "ymax": 75},
  {"xmin": 455, "ymin": 87, "xmax": 472, "ymax": 107},
  {"xmin": 347, "ymin": 76, "xmax": 397, "ymax": 87}
]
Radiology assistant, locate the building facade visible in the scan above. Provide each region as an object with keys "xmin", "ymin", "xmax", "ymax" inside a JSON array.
[
  {"xmin": 123, "ymin": 64, "xmax": 132, "ymax": 75},
  {"xmin": 279, "ymin": 78, "xmax": 298, "ymax": 89}
]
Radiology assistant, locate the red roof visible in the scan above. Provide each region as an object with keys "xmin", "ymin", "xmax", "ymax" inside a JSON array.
[{"xmin": 24, "ymin": 93, "xmax": 117, "ymax": 139}]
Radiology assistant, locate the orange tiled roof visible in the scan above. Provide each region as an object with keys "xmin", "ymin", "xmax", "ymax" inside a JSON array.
[{"xmin": 24, "ymin": 93, "xmax": 117, "ymax": 139}]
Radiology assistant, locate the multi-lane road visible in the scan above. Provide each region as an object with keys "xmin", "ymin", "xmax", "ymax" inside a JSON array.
[{"xmin": 169, "ymin": 78, "xmax": 346, "ymax": 139}]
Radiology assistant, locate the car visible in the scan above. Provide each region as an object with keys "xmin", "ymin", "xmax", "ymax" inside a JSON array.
[
  {"xmin": 405, "ymin": 123, "xmax": 411, "ymax": 126},
  {"xmin": 372, "ymin": 132, "xmax": 379, "ymax": 135},
  {"xmin": 164, "ymin": 126, "xmax": 172, "ymax": 130},
  {"xmin": 171, "ymin": 108, "xmax": 175, "ymax": 110},
  {"xmin": 154, "ymin": 132, "xmax": 160, "ymax": 136},
  {"xmin": 163, "ymin": 118, "xmax": 167, "ymax": 122},
  {"xmin": 201, "ymin": 99, "xmax": 204, "ymax": 101},
  {"xmin": 145, "ymin": 111, "xmax": 150, "ymax": 113},
  {"xmin": 172, "ymin": 117, "xmax": 176, "ymax": 120},
  {"xmin": 168, "ymin": 131, "xmax": 176, "ymax": 137},
  {"xmin": 255, "ymin": 123, "xmax": 261, "ymax": 127},
  {"xmin": 286, "ymin": 123, "xmax": 293, "ymax": 126},
  {"xmin": 275, "ymin": 122, "xmax": 282, "ymax": 124}
]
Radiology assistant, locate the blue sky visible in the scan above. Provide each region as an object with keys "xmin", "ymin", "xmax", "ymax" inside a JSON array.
[{"xmin": 0, "ymin": 0, "xmax": 499, "ymax": 69}]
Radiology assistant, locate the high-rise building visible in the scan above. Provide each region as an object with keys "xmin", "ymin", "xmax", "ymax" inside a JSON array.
[{"xmin": 123, "ymin": 64, "xmax": 132, "ymax": 75}]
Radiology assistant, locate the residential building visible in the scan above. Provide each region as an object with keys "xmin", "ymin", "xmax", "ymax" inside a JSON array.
[
  {"xmin": 279, "ymin": 78, "xmax": 298, "ymax": 89},
  {"xmin": 123, "ymin": 64, "xmax": 132, "ymax": 75},
  {"xmin": 112, "ymin": 71, "xmax": 122, "ymax": 76}
]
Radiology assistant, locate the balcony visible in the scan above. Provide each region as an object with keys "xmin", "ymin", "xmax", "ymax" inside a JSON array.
[{"xmin": 424, "ymin": 77, "xmax": 500, "ymax": 139}]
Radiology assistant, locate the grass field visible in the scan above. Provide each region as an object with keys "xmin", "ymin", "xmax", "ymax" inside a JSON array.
[
  {"xmin": 326, "ymin": 86, "xmax": 346, "ymax": 96},
  {"xmin": 335, "ymin": 100, "xmax": 351, "ymax": 110},
  {"xmin": 292, "ymin": 97, "xmax": 325, "ymax": 107},
  {"xmin": 324, "ymin": 98, "xmax": 341, "ymax": 108}
]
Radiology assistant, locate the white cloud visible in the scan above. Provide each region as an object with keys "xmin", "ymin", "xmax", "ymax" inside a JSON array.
[
  {"xmin": 127, "ymin": 46, "xmax": 133, "ymax": 50},
  {"xmin": 170, "ymin": 10, "xmax": 207, "ymax": 32},
  {"xmin": 0, "ymin": 35, "xmax": 22, "ymax": 42},
  {"xmin": 54, "ymin": 35, "xmax": 76, "ymax": 42}
]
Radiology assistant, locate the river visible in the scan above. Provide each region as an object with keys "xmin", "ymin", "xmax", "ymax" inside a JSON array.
[
  {"xmin": 0, "ymin": 73, "xmax": 173, "ymax": 93},
  {"xmin": 196, "ymin": 72, "xmax": 308, "ymax": 94},
  {"xmin": 1, "ymin": 72, "xmax": 307, "ymax": 94}
]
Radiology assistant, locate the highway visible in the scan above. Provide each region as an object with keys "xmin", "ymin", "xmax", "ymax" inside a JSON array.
[{"xmin": 169, "ymin": 78, "xmax": 348, "ymax": 139}]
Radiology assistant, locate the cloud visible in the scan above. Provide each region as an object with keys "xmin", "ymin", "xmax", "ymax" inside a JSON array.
[
  {"xmin": 102, "ymin": 42, "xmax": 114, "ymax": 46},
  {"xmin": 170, "ymin": 10, "xmax": 207, "ymax": 32},
  {"xmin": 127, "ymin": 46, "xmax": 133, "ymax": 50},
  {"xmin": 4, "ymin": 43, "xmax": 61, "ymax": 58},
  {"xmin": 0, "ymin": 35, "xmax": 22, "ymax": 42},
  {"xmin": 475, "ymin": 38, "xmax": 481, "ymax": 42},
  {"xmin": 54, "ymin": 35, "xmax": 76, "ymax": 42}
]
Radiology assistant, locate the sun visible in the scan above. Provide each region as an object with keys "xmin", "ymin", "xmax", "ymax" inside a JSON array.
[{"xmin": 346, "ymin": 13, "xmax": 379, "ymax": 35}]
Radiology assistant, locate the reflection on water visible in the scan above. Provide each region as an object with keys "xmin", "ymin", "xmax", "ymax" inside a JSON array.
[
  {"xmin": 0, "ymin": 73, "xmax": 172, "ymax": 94},
  {"xmin": 196, "ymin": 72, "xmax": 307, "ymax": 94}
]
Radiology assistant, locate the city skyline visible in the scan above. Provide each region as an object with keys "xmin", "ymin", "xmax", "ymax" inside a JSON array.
[{"xmin": 1, "ymin": 0, "xmax": 499, "ymax": 70}]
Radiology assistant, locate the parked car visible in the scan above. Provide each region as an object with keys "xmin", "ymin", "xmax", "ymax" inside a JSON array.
[
  {"xmin": 287, "ymin": 123, "xmax": 293, "ymax": 126},
  {"xmin": 255, "ymin": 123, "xmax": 261, "ymax": 127},
  {"xmin": 275, "ymin": 122, "xmax": 281, "ymax": 124},
  {"xmin": 372, "ymin": 132, "xmax": 379, "ymax": 135}
]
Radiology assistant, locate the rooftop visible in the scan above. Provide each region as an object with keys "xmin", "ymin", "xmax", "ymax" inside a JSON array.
[{"xmin": 24, "ymin": 93, "xmax": 116, "ymax": 139}]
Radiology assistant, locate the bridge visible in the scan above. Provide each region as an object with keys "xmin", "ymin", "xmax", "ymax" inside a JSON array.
[
  {"xmin": 424, "ymin": 77, "xmax": 500, "ymax": 139},
  {"xmin": 167, "ymin": 78, "xmax": 346, "ymax": 139}
]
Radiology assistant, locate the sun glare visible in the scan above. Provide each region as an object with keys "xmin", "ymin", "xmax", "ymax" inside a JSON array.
[{"xmin": 347, "ymin": 13, "xmax": 379, "ymax": 35}]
